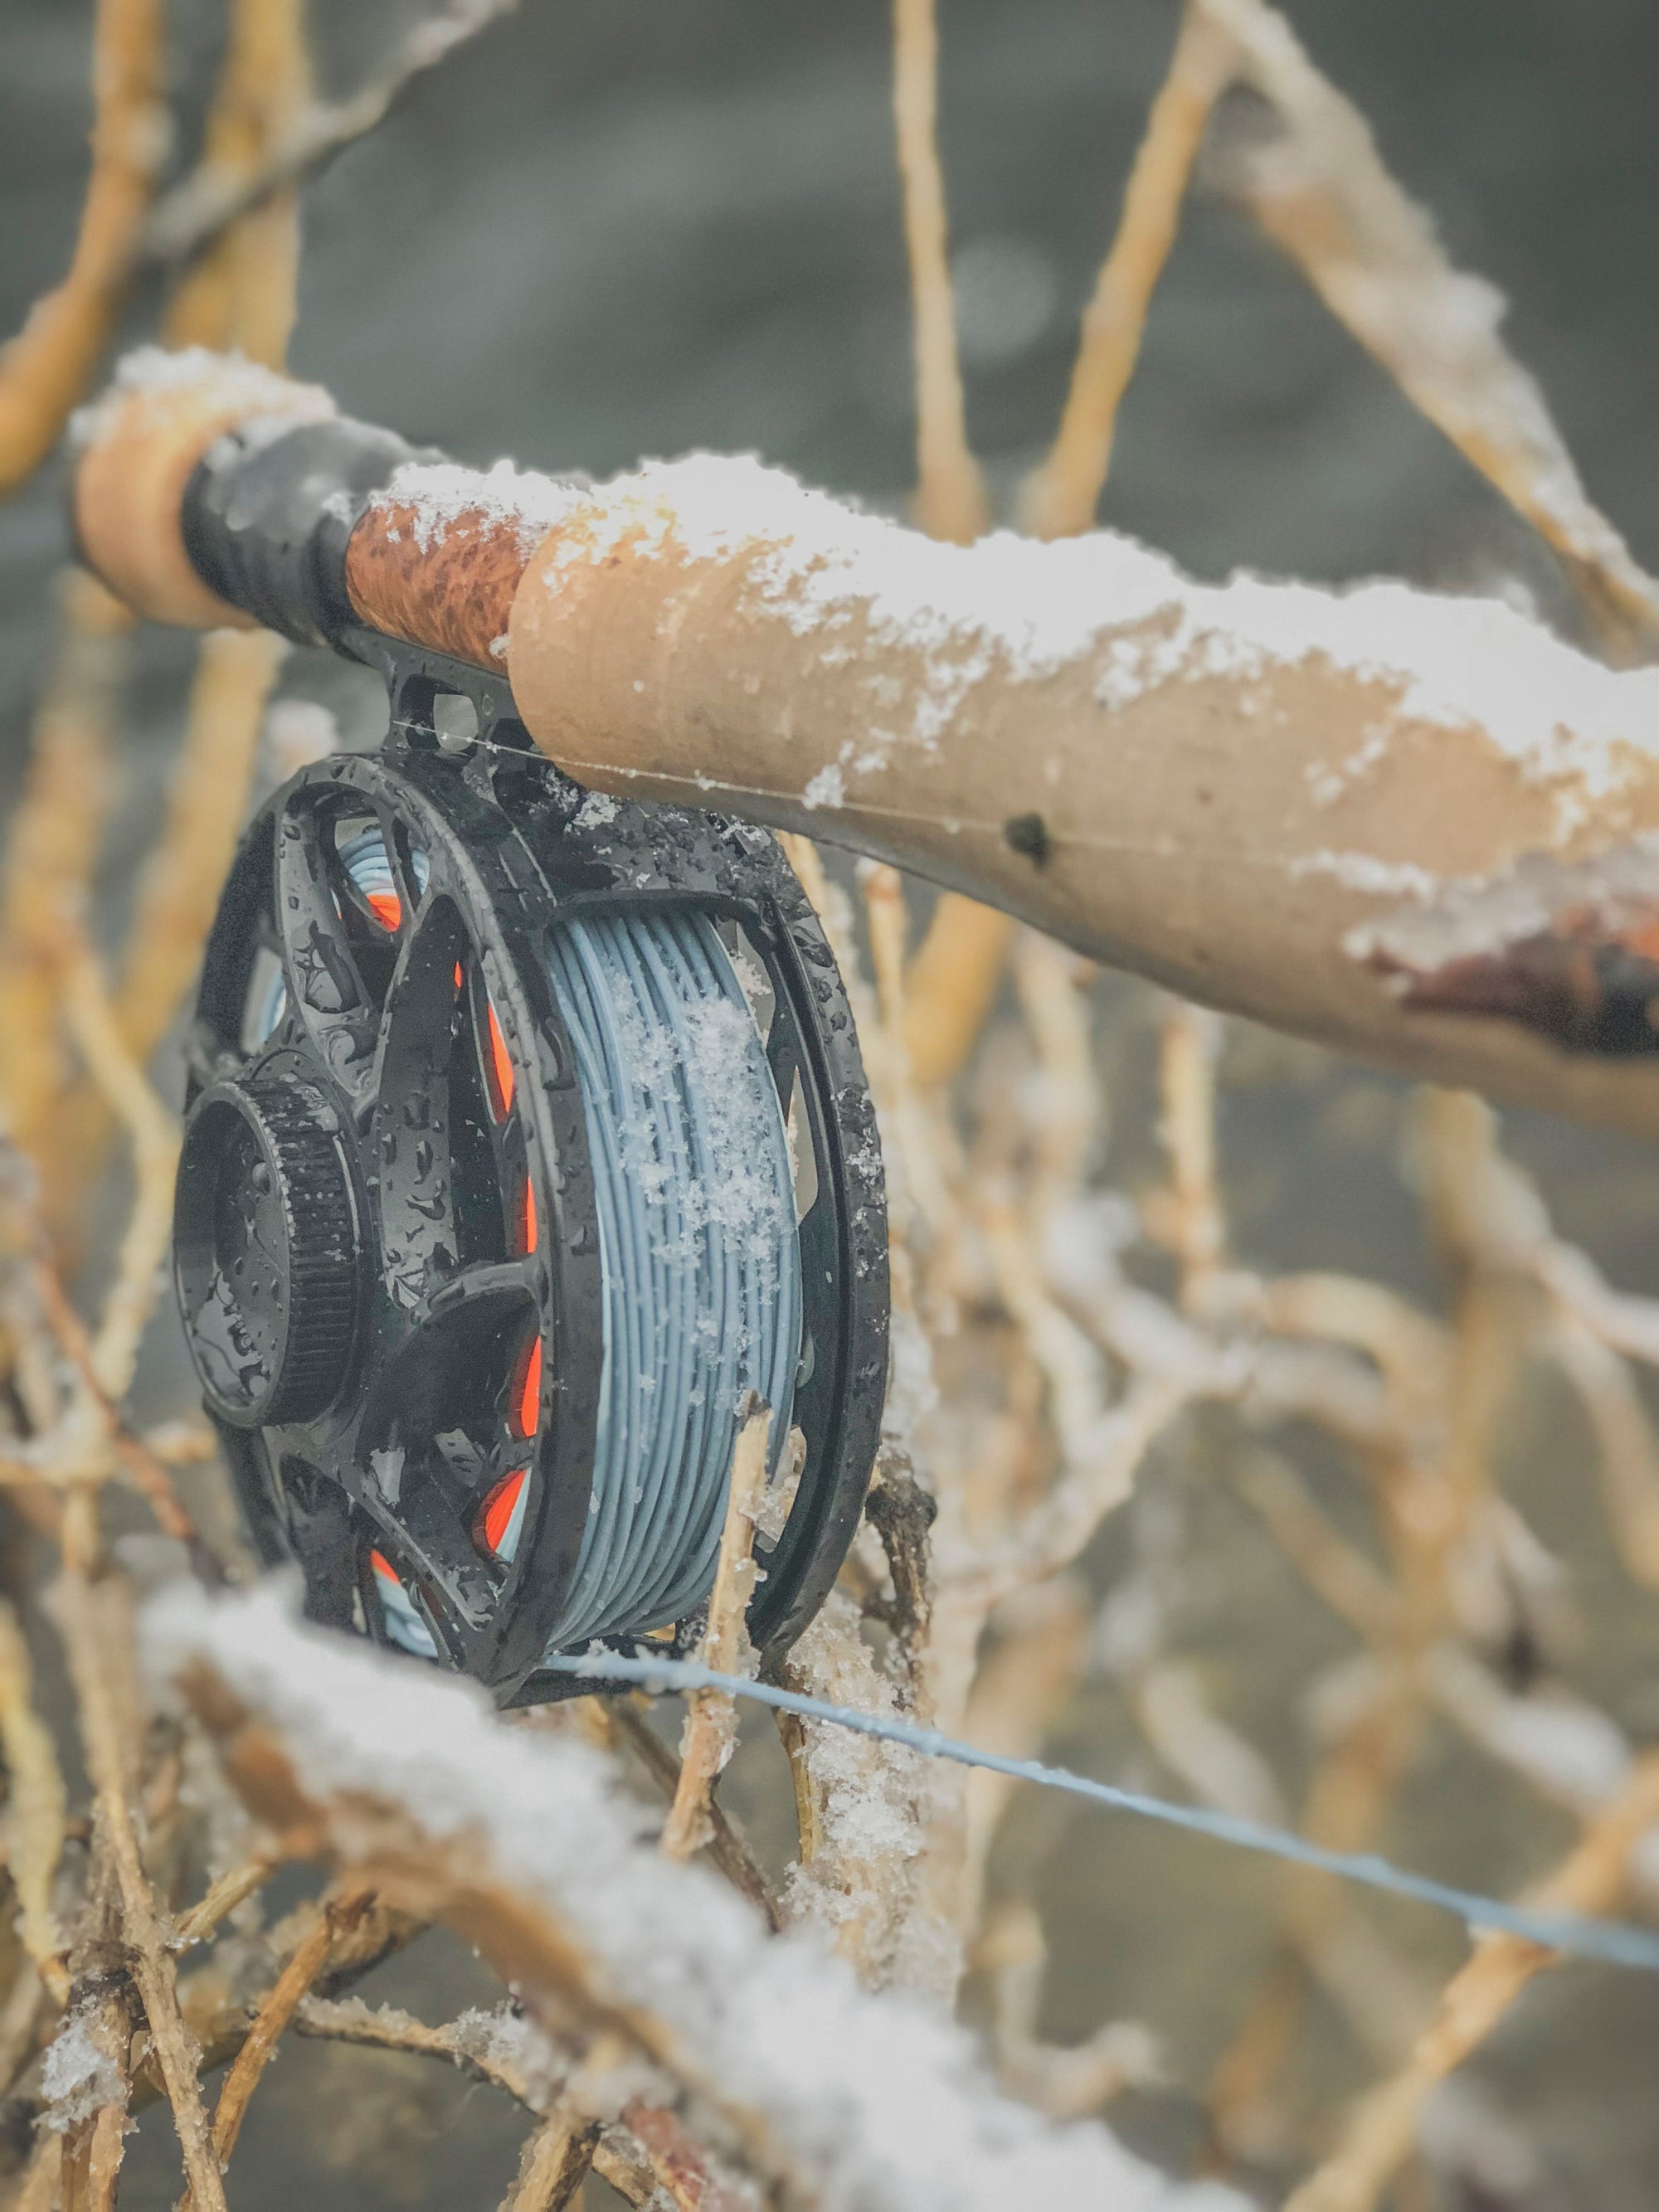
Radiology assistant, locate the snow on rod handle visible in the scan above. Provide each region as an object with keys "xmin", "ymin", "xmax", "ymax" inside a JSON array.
[{"xmin": 72, "ymin": 349, "xmax": 1659, "ymax": 1134}]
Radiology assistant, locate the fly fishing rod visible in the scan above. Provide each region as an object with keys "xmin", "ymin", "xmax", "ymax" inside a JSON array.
[
  {"xmin": 65, "ymin": 347, "xmax": 1659, "ymax": 1694},
  {"xmin": 72, "ymin": 353, "xmax": 888, "ymax": 1702},
  {"xmin": 73, "ymin": 350, "xmax": 1659, "ymax": 1152}
]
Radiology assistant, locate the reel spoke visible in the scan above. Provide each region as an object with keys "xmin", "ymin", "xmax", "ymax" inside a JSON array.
[
  {"xmin": 370, "ymin": 1258, "xmax": 537, "ymax": 1414},
  {"xmin": 375, "ymin": 796, "xmax": 431, "ymax": 936},
  {"xmin": 274, "ymin": 801, "xmax": 380, "ymax": 1088},
  {"xmin": 372, "ymin": 894, "xmax": 481, "ymax": 1305},
  {"xmin": 362, "ymin": 1468, "xmax": 500, "ymax": 1643}
]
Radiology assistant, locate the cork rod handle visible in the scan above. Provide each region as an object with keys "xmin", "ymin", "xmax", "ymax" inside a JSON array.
[{"xmin": 72, "ymin": 351, "xmax": 1659, "ymax": 1135}]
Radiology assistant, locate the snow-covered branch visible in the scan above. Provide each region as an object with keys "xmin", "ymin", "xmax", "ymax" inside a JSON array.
[{"xmin": 147, "ymin": 1581, "xmax": 1244, "ymax": 2212}]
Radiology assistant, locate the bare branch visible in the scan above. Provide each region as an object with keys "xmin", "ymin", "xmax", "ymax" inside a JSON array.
[
  {"xmin": 294, "ymin": 1996, "xmax": 559, "ymax": 2109},
  {"xmin": 0, "ymin": 0, "xmax": 166, "ymax": 498},
  {"xmin": 162, "ymin": 0, "xmax": 309, "ymax": 365},
  {"xmin": 56, "ymin": 934, "xmax": 178, "ymax": 1405},
  {"xmin": 0, "ymin": 574, "xmax": 130, "ymax": 1212},
  {"xmin": 1284, "ymin": 1755, "xmax": 1659, "ymax": 2212},
  {"xmin": 114, "ymin": 630, "xmax": 285, "ymax": 1065},
  {"xmin": 891, "ymin": 0, "xmax": 986, "ymax": 542},
  {"xmin": 1206, "ymin": 0, "xmax": 1659, "ymax": 656},
  {"xmin": 903, "ymin": 895, "xmax": 1014, "ymax": 1089},
  {"xmin": 171, "ymin": 1858, "xmax": 279, "ymax": 1951},
  {"xmin": 0, "ymin": 1607, "xmax": 68, "ymax": 2007},
  {"xmin": 601, "ymin": 1701, "xmax": 781, "ymax": 1929},
  {"xmin": 140, "ymin": 1, "xmax": 523, "ymax": 275},
  {"xmin": 499, "ymin": 2112, "xmax": 596, "ymax": 2212},
  {"xmin": 661, "ymin": 1403, "xmax": 771, "ymax": 1860},
  {"xmin": 21, "ymin": 1219, "xmax": 206, "ymax": 1558},
  {"xmin": 193, "ymin": 1886, "xmax": 377, "ymax": 2200},
  {"xmin": 49, "ymin": 1560, "xmax": 226, "ymax": 2212},
  {"xmin": 1024, "ymin": 1, "xmax": 1240, "ymax": 538}
]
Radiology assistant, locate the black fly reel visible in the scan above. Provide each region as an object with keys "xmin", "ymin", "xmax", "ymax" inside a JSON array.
[{"xmin": 175, "ymin": 643, "xmax": 888, "ymax": 1703}]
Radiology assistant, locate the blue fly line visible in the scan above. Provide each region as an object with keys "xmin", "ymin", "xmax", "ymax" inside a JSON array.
[
  {"xmin": 542, "ymin": 1649, "xmax": 1659, "ymax": 1975},
  {"xmin": 334, "ymin": 829, "xmax": 803, "ymax": 1657},
  {"xmin": 536, "ymin": 910, "xmax": 802, "ymax": 1647}
]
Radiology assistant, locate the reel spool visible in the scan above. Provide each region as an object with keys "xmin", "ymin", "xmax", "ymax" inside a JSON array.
[{"xmin": 174, "ymin": 649, "xmax": 888, "ymax": 1703}]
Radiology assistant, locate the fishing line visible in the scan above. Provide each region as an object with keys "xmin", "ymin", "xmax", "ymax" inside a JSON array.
[
  {"xmin": 543, "ymin": 1649, "xmax": 1659, "ymax": 1975},
  {"xmin": 533, "ymin": 908, "xmax": 802, "ymax": 1646},
  {"xmin": 420, "ymin": 722, "xmax": 1395, "ymax": 888}
]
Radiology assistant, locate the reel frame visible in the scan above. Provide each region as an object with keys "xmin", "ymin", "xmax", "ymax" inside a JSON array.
[{"xmin": 178, "ymin": 641, "xmax": 888, "ymax": 1703}]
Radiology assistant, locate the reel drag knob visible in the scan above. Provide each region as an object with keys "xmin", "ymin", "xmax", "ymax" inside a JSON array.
[{"xmin": 174, "ymin": 1075, "xmax": 361, "ymax": 1428}]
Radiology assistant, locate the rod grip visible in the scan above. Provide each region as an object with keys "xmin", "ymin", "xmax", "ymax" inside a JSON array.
[
  {"xmin": 72, "ymin": 355, "xmax": 338, "ymax": 628},
  {"xmin": 181, "ymin": 414, "xmax": 437, "ymax": 648}
]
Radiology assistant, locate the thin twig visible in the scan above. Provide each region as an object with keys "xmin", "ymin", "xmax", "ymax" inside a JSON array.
[
  {"xmin": 0, "ymin": 573, "xmax": 130, "ymax": 1209},
  {"xmin": 172, "ymin": 1857, "xmax": 279, "ymax": 1950},
  {"xmin": 661, "ymin": 1403, "xmax": 771, "ymax": 1860},
  {"xmin": 302, "ymin": 1996, "xmax": 751, "ymax": 2212},
  {"xmin": 115, "ymin": 630, "xmax": 286, "ymax": 1067},
  {"xmin": 107, "ymin": 0, "xmax": 309, "ymax": 1070},
  {"xmin": 162, "ymin": 0, "xmax": 309, "ymax": 364},
  {"xmin": 1153, "ymin": 999, "xmax": 1227, "ymax": 1309},
  {"xmin": 1206, "ymin": 0, "xmax": 1659, "ymax": 654},
  {"xmin": 966, "ymin": 1349, "xmax": 1205, "ymax": 1599},
  {"xmin": 50, "ymin": 1550, "xmax": 227, "ymax": 2212},
  {"xmin": 891, "ymin": 0, "xmax": 986, "ymax": 542},
  {"xmin": 601, "ymin": 1700, "xmax": 781, "ymax": 1928},
  {"xmin": 56, "ymin": 934, "xmax": 179, "ymax": 1405},
  {"xmin": 0, "ymin": 0, "xmax": 166, "ymax": 497},
  {"xmin": 863, "ymin": 863, "xmax": 951, "ymax": 1232},
  {"xmin": 294, "ymin": 1995, "xmax": 558, "ymax": 2108},
  {"xmin": 613, "ymin": 2097, "xmax": 756, "ymax": 2212},
  {"xmin": 140, "ymin": 0, "xmax": 523, "ymax": 274},
  {"xmin": 129, "ymin": 1897, "xmax": 427, "ymax": 2119},
  {"xmin": 1211, "ymin": 1094, "xmax": 1533, "ymax": 2159},
  {"xmin": 903, "ymin": 895, "xmax": 1014, "ymax": 1090},
  {"xmin": 139, "ymin": 1422, "xmax": 217, "ymax": 1469},
  {"xmin": 499, "ymin": 2112, "xmax": 596, "ymax": 2212},
  {"xmin": 26, "ymin": 1237, "xmax": 205, "ymax": 1556},
  {"xmin": 1550, "ymin": 1315, "xmax": 1659, "ymax": 1588},
  {"xmin": 194, "ymin": 1884, "xmax": 377, "ymax": 2199},
  {"xmin": 1231, "ymin": 1449, "xmax": 1397, "ymax": 1641},
  {"xmin": 1284, "ymin": 1755, "xmax": 1659, "ymax": 2212},
  {"xmin": 959, "ymin": 1580, "xmax": 1089, "ymax": 1931},
  {"xmin": 0, "ymin": 1606, "xmax": 68, "ymax": 2006},
  {"xmin": 1024, "ymin": 0, "xmax": 1239, "ymax": 537}
]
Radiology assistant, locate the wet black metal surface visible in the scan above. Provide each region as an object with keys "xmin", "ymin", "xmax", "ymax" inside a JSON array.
[{"xmin": 181, "ymin": 668, "xmax": 887, "ymax": 1696}]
